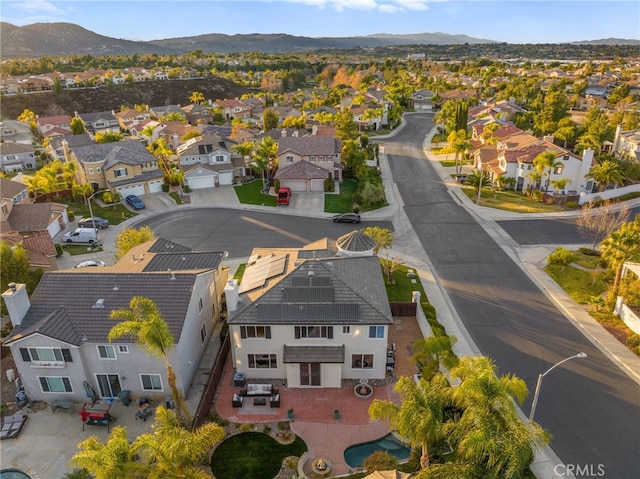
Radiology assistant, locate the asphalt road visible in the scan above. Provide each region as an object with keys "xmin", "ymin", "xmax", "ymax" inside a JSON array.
[{"xmin": 376, "ymin": 113, "xmax": 639, "ymax": 478}]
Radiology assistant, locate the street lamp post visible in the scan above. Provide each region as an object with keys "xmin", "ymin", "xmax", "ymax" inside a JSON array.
[
  {"xmin": 86, "ymin": 189, "xmax": 109, "ymax": 243},
  {"xmin": 529, "ymin": 352, "xmax": 587, "ymax": 423}
]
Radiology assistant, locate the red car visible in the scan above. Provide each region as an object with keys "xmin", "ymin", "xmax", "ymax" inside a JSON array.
[{"xmin": 277, "ymin": 187, "xmax": 291, "ymax": 205}]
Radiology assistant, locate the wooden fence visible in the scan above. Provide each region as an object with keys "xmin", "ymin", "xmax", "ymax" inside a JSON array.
[{"xmin": 192, "ymin": 333, "xmax": 230, "ymax": 430}]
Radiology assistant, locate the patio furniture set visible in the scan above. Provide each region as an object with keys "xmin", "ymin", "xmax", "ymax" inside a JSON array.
[{"xmin": 232, "ymin": 383, "xmax": 280, "ymax": 408}]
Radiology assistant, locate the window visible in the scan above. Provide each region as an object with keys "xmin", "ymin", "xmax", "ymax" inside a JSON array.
[
  {"xmin": 527, "ymin": 165, "xmax": 532, "ymax": 170},
  {"xmin": 117, "ymin": 345, "xmax": 129, "ymax": 354},
  {"xmin": 240, "ymin": 326, "xmax": 271, "ymax": 339},
  {"xmin": 97, "ymin": 345, "xmax": 116, "ymax": 359},
  {"xmin": 114, "ymin": 167, "xmax": 128, "ymax": 177},
  {"xmin": 39, "ymin": 376, "xmax": 73, "ymax": 393},
  {"xmin": 369, "ymin": 326, "xmax": 385, "ymax": 339},
  {"xmin": 295, "ymin": 326, "xmax": 333, "ymax": 339},
  {"xmin": 553, "ymin": 166, "xmax": 563, "ymax": 174},
  {"xmin": 351, "ymin": 354, "xmax": 374, "ymax": 369},
  {"xmin": 310, "ymin": 155, "xmax": 316, "ymax": 161},
  {"xmin": 141, "ymin": 374, "xmax": 163, "ymax": 391},
  {"xmin": 248, "ymin": 353, "xmax": 277, "ymax": 369},
  {"xmin": 199, "ymin": 297, "xmax": 204, "ymax": 312},
  {"xmin": 215, "ymin": 155, "xmax": 225, "ymax": 162},
  {"xmin": 200, "ymin": 323, "xmax": 207, "ymax": 343},
  {"xmin": 286, "ymin": 155, "xmax": 293, "ymax": 164},
  {"xmin": 21, "ymin": 347, "xmax": 72, "ymax": 365},
  {"xmin": 342, "ymin": 326, "xmax": 351, "ymax": 335},
  {"xmin": 563, "ymin": 155, "xmax": 569, "ymax": 161},
  {"xmin": 1, "ymin": 204, "xmax": 7, "ymax": 215},
  {"xmin": 88, "ymin": 168, "xmax": 93, "ymax": 174},
  {"xmin": 97, "ymin": 167, "xmax": 102, "ymax": 173}
]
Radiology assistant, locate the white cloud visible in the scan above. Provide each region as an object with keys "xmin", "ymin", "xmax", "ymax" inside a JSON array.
[
  {"xmin": 9, "ymin": 0, "xmax": 66, "ymax": 14},
  {"xmin": 379, "ymin": 4, "xmax": 403, "ymax": 13},
  {"xmin": 283, "ymin": 0, "xmax": 432, "ymax": 12}
]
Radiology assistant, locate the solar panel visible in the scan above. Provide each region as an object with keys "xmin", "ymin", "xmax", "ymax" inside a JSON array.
[
  {"xmin": 257, "ymin": 303, "xmax": 360, "ymax": 321},
  {"xmin": 283, "ymin": 287, "xmax": 333, "ymax": 303},
  {"xmin": 238, "ymin": 253, "xmax": 288, "ymax": 293}
]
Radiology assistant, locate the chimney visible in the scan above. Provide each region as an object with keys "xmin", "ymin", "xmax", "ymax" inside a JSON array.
[
  {"xmin": 612, "ymin": 124, "xmax": 623, "ymax": 153},
  {"xmin": 1, "ymin": 283, "xmax": 30, "ymax": 327},
  {"xmin": 579, "ymin": 148, "xmax": 595, "ymax": 190},
  {"xmin": 224, "ymin": 279, "xmax": 239, "ymax": 312},
  {"xmin": 281, "ymin": 129, "xmax": 287, "ymax": 137},
  {"xmin": 542, "ymin": 135, "xmax": 555, "ymax": 144}
]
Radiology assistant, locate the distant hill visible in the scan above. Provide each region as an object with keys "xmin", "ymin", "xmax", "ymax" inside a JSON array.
[{"xmin": 2, "ymin": 23, "xmax": 637, "ymax": 59}]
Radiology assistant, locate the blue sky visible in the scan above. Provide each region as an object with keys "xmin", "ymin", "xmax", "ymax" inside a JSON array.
[{"xmin": 2, "ymin": 0, "xmax": 638, "ymax": 44}]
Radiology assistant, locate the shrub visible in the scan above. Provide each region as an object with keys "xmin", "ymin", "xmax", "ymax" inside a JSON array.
[
  {"xmin": 240, "ymin": 423, "xmax": 253, "ymax": 432},
  {"xmin": 161, "ymin": 183, "xmax": 170, "ymax": 192},
  {"xmin": 0, "ymin": 403, "xmax": 8, "ymax": 416},
  {"xmin": 363, "ymin": 450, "xmax": 398, "ymax": 472},
  {"xmin": 566, "ymin": 201, "xmax": 579, "ymax": 209},
  {"xmin": 55, "ymin": 243, "xmax": 64, "ymax": 257},
  {"xmin": 531, "ymin": 190, "xmax": 543, "ymax": 202},
  {"xmin": 626, "ymin": 333, "xmax": 640, "ymax": 349},
  {"xmin": 208, "ymin": 411, "xmax": 230, "ymax": 426},
  {"xmin": 548, "ymin": 247, "xmax": 575, "ymax": 271},
  {"xmin": 67, "ymin": 210, "xmax": 75, "ymax": 221},
  {"xmin": 183, "ymin": 185, "xmax": 191, "ymax": 193},
  {"xmin": 277, "ymin": 421, "xmax": 290, "ymax": 431},
  {"xmin": 263, "ymin": 424, "xmax": 272, "ymax": 434},
  {"xmin": 284, "ymin": 457, "xmax": 298, "ymax": 469},
  {"xmin": 352, "ymin": 204, "xmax": 361, "ymax": 214},
  {"xmin": 578, "ymin": 247, "xmax": 601, "ymax": 257}
]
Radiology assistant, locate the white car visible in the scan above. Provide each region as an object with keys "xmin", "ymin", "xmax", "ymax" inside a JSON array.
[{"xmin": 74, "ymin": 260, "xmax": 106, "ymax": 268}]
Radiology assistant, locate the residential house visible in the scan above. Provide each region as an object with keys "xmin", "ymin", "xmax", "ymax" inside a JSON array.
[
  {"xmin": 274, "ymin": 136, "xmax": 343, "ymax": 192},
  {"xmin": 77, "ymin": 111, "xmax": 120, "ymax": 135},
  {"xmin": 154, "ymin": 121, "xmax": 200, "ymax": 151},
  {"xmin": 614, "ymin": 263, "xmax": 640, "ymax": 335},
  {"xmin": 0, "ymin": 76, "xmax": 21, "ymax": 95},
  {"xmin": 211, "ymin": 99, "xmax": 252, "ymax": 122},
  {"xmin": 0, "ymin": 231, "xmax": 59, "ymax": 271},
  {"xmin": 36, "ymin": 115, "xmax": 72, "ymax": 138},
  {"xmin": 63, "ymin": 139, "xmax": 165, "ymax": 197},
  {"xmin": 181, "ymin": 104, "xmax": 213, "ymax": 126},
  {"xmin": 0, "ymin": 143, "xmax": 36, "ymax": 173},
  {"xmin": 149, "ymin": 105, "xmax": 185, "ymax": 121},
  {"xmin": 227, "ymin": 247, "xmax": 393, "ymax": 387},
  {"xmin": 178, "ymin": 134, "xmax": 246, "ymax": 189},
  {"xmin": 410, "ymin": 89, "xmax": 436, "ymax": 110},
  {"xmin": 350, "ymin": 105, "xmax": 385, "ymax": 132},
  {"xmin": 46, "ymin": 134, "xmax": 95, "ymax": 162},
  {"xmin": 1, "ymin": 177, "xmax": 69, "ymax": 240},
  {"xmin": 0, "ymin": 120, "xmax": 34, "ymax": 145},
  {"xmin": 114, "ymin": 109, "xmax": 152, "ymax": 131},
  {"xmin": 1, "ymin": 238, "xmax": 229, "ymax": 403},
  {"xmin": 611, "ymin": 125, "xmax": 640, "ymax": 161}
]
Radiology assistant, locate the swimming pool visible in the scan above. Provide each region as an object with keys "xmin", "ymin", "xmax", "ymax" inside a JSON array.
[
  {"xmin": 344, "ymin": 433, "xmax": 411, "ymax": 468},
  {"xmin": 0, "ymin": 470, "xmax": 31, "ymax": 479}
]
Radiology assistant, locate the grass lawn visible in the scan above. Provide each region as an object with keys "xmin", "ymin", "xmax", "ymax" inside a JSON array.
[
  {"xmin": 430, "ymin": 147, "xmax": 448, "ymax": 155},
  {"xmin": 62, "ymin": 244, "xmax": 104, "ymax": 256},
  {"xmin": 570, "ymin": 252, "xmax": 603, "ymax": 270},
  {"xmin": 439, "ymin": 160, "xmax": 456, "ymax": 167},
  {"xmin": 210, "ymin": 432, "xmax": 306, "ymax": 479},
  {"xmin": 68, "ymin": 200, "xmax": 136, "ymax": 225},
  {"xmin": 325, "ymin": 179, "xmax": 357, "ymax": 213},
  {"xmin": 234, "ymin": 180, "xmax": 276, "ymax": 207},
  {"xmin": 384, "ymin": 262, "xmax": 427, "ymax": 303},
  {"xmin": 544, "ymin": 263, "xmax": 608, "ymax": 305},
  {"xmin": 461, "ymin": 188, "xmax": 567, "ymax": 213},
  {"xmin": 169, "ymin": 192, "xmax": 183, "ymax": 205}
]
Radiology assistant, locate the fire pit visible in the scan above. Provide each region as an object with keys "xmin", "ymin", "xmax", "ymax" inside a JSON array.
[
  {"xmin": 311, "ymin": 457, "xmax": 332, "ymax": 477},
  {"xmin": 354, "ymin": 379, "xmax": 373, "ymax": 399}
]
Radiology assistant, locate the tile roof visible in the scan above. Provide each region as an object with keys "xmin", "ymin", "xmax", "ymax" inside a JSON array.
[
  {"xmin": 0, "ymin": 143, "xmax": 34, "ymax": 155},
  {"xmin": 21, "ymin": 232, "xmax": 57, "ymax": 256},
  {"xmin": 274, "ymin": 160, "xmax": 330, "ymax": 180},
  {"xmin": 283, "ymin": 345, "xmax": 345, "ymax": 363},
  {"xmin": 72, "ymin": 140, "xmax": 155, "ymax": 169},
  {"xmin": 49, "ymin": 134, "xmax": 95, "ymax": 150},
  {"xmin": 143, "ymin": 251, "xmax": 223, "ymax": 272},
  {"xmin": 5, "ymin": 272, "xmax": 198, "ymax": 345},
  {"xmin": 336, "ymin": 230, "xmax": 375, "ymax": 253},
  {"xmin": 0, "ymin": 177, "xmax": 28, "ymax": 199},
  {"xmin": 6, "ymin": 203, "xmax": 64, "ymax": 232}
]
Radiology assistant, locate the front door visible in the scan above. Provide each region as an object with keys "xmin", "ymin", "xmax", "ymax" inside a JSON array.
[
  {"xmin": 96, "ymin": 374, "xmax": 122, "ymax": 398},
  {"xmin": 299, "ymin": 363, "xmax": 321, "ymax": 386},
  {"xmin": 516, "ymin": 177, "xmax": 524, "ymax": 192}
]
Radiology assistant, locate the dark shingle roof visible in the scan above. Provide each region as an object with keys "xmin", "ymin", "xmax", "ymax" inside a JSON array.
[
  {"xmin": 144, "ymin": 251, "xmax": 223, "ymax": 272},
  {"xmin": 72, "ymin": 140, "xmax": 155, "ymax": 169},
  {"xmin": 336, "ymin": 230, "xmax": 375, "ymax": 253},
  {"xmin": 5, "ymin": 272, "xmax": 197, "ymax": 345},
  {"xmin": 148, "ymin": 238, "xmax": 192, "ymax": 253},
  {"xmin": 0, "ymin": 177, "xmax": 28, "ymax": 200}
]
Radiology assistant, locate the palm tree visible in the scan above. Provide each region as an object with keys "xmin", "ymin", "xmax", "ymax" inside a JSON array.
[
  {"xmin": 253, "ymin": 136, "xmax": 278, "ymax": 185},
  {"xmin": 449, "ymin": 130, "xmax": 470, "ymax": 175},
  {"xmin": 132, "ymin": 407, "xmax": 224, "ymax": 479},
  {"xmin": 447, "ymin": 356, "xmax": 549, "ymax": 478},
  {"xmin": 600, "ymin": 216, "xmax": 640, "ymax": 303},
  {"xmin": 464, "ymin": 169, "xmax": 492, "ymax": 200},
  {"xmin": 369, "ymin": 374, "xmax": 449, "ymax": 470},
  {"xmin": 108, "ymin": 297, "xmax": 192, "ymax": 426},
  {"xmin": 525, "ymin": 169, "xmax": 543, "ymax": 193},
  {"xmin": 189, "ymin": 91, "xmax": 205, "ymax": 105},
  {"xmin": 148, "ymin": 137, "xmax": 175, "ymax": 179},
  {"xmin": 71, "ymin": 426, "xmax": 137, "ymax": 479},
  {"xmin": 411, "ymin": 335, "xmax": 458, "ymax": 381},
  {"xmin": 361, "ymin": 107, "xmax": 379, "ymax": 131},
  {"xmin": 586, "ymin": 160, "xmax": 624, "ymax": 192},
  {"xmin": 550, "ymin": 178, "xmax": 571, "ymax": 194},
  {"xmin": 233, "ymin": 141, "xmax": 255, "ymax": 160},
  {"xmin": 533, "ymin": 151, "xmax": 563, "ymax": 195}
]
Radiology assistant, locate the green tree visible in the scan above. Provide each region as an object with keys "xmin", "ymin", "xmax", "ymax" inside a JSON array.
[
  {"xmin": 262, "ymin": 108, "xmax": 279, "ymax": 131},
  {"xmin": 114, "ymin": 226, "xmax": 155, "ymax": 259},
  {"xmin": 586, "ymin": 160, "xmax": 624, "ymax": 192},
  {"xmin": 533, "ymin": 151, "xmax": 563, "ymax": 194},
  {"xmin": 94, "ymin": 131, "xmax": 124, "ymax": 143},
  {"xmin": 600, "ymin": 216, "xmax": 640, "ymax": 303},
  {"xmin": 108, "ymin": 297, "xmax": 192, "ymax": 426},
  {"xmin": 464, "ymin": 169, "xmax": 492, "ymax": 199},
  {"xmin": 447, "ymin": 129, "xmax": 470, "ymax": 175},
  {"xmin": 362, "ymin": 226, "xmax": 393, "ymax": 255},
  {"xmin": 0, "ymin": 242, "xmax": 44, "ymax": 315},
  {"xmin": 369, "ymin": 374, "xmax": 450, "ymax": 470},
  {"xmin": 411, "ymin": 335, "xmax": 458, "ymax": 381},
  {"xmin": 363, "ymin": 450, "xmax": 399, "ymax": 473},
  {"xmin": 233, "ymin": 141, "xmax": 255, "ymax": 159},
  {"xmin": 334, "ymin": 109, "xmax": 358, "ymax": 141},
  {"xmin": 132, "ymin": 407, "xmax": 224, "ymax": 478},
  {"xmin": 550, "ymin": 178, "xmax": 571, "ymax": 194},
  {"xmin": 252, "ymin": 136, "xmax": 278, "ymax": 184},
  {"xmin": 70, "ymin": 117, "xmax": 87, "ymax": 135},
  {"xmin": 341, "ymin": 139, "xmax": 366, "ymax": 178},
  {"xmin": 361, "ymin": 107, "xmax": 379, "ymax": 131},
  {"xmin": 189, "ymin": 91, "xmax": 205, "ymax": 105},
  {"xmin": 160, "ymin": 112, "xmax": 186, "ymax": 123},
  {"xmin": 72, "ymin": 183, "xmax": 94, "ymax": 202},
  {"xmin": 71, "ymin": 426, "xmax": 137, "ymax": 479}
]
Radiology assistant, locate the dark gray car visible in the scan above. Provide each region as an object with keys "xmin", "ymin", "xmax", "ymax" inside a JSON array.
[
  {"xmin": 78, "ymin": 217, "xmax": 109, "ymax": 229},
  {"xmin": 332, "ymin": 213, "xmax": 361, "ymax": 223}
]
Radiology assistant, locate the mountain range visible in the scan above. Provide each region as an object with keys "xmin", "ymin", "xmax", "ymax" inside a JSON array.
[{"xmin": 1, "ymin": 22, "xmax": 638, "ymax": 59}]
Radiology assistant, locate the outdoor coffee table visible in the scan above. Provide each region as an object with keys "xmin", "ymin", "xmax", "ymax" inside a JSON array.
[{"xmin": 253, "ymin": 397, "xmax": 267, "ymax": 406}]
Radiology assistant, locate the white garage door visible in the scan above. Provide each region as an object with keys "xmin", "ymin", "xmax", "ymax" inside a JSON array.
[
  {"xmin": 117, "ymin": 184, "xmax": 145, "ymax": 197},
  {"xmin": 148, "ymin": 180, "xmax": 164, "ymax": 193},
  {"xmin": 187, "ymin": 176, "xmax": 215, "ymax": 190},
  {"xmin": 219, "ymin": 171, "xmax": 234, "ymax": 186},
  {"xmin": 284, "ymin": 180, "xmax": 307, "ymax": 192},
  {"xmin": 310, "ymin": 179, "xmax": 325, "ymax": 192}
]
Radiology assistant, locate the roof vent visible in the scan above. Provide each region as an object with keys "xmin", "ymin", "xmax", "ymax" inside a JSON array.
[
  {"xmin": 8, "ymin": 283, "xmax": 16, "ymax": 291},
  {"xmin": 307, "ymin": 270, "xmax": 314, "ymax": 276},
  {"xmin": 168, "ymin": 269, "xmax": 176, "ymax": 280},
  {"xmin": 112, "ymin": 284, "xmax": 119, "ymax": 291},
  {"xmin": 92, "ymin": 299, "xmax": 105, "ymax": 309}
]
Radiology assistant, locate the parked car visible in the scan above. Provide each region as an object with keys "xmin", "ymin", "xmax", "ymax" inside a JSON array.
[
  {"xmin": 74, "ymin": 260, "xmax": 106, "ymax": 268},
  {"xmin": 62, "ymin": 228, "xmax": 100, "ymax": 244},
  {"xmin": 125, "ymin": 195, "xmax": 145, "ymax": 210},
  {"xmin": 277, "ymin": 187, "xmax": 291, "ymax": 205},
  {"xmin": 332, "ymin": 213, "xmax": 361, "ymax": 224},
  {"xmin": 78, "ymin": 217, "xmax": 109, "ymax": 229}
]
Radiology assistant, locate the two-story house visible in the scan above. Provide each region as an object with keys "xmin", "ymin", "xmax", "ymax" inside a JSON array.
[
  {"xmin": 611, "ymin": 125, "xmax": 640, "ymax": 161},
  {"xmin": 274, "ymin": 136, "xmax": 343, "ymax": 192},
  {"xmin": 1, "ymin": 238, "xmax": 229, "ymax": 403},
  {"xmin": 410, "ymin": 88, "xmax": 436, "ymax": 110},
  {"xmin": 228, "ymin": 251, "xmax": 393, "ymax": 387},
  {"xmin": 63, "ymin": 139, "xmax": 165, "ymax": 197},
  {"xmin": 0, "ymin": 177, "xmax": 69, "ymax": 241},
  {"xmin": 0, "ymin": 120, "xmax": 34, "ymax": 145},
  {"xmin": 178, "ymin": 133, "xmax": 244, "ymax": 189},
  {"xmin": 114, "ymin": 109, "xmax": 152, "ymax": 132},
  {"xmin": 46, "ymin": 134, "xmax": 95, "ymax": 162},
  {"xmin": 36, "ymin": 115, "xmax": 72, "ymax": 138},
  {"xmin": 212, "ymin": 99, "xmax": 252, "ymax": 122},
  {"xmin": 76, "ymin": 111, "xmax": 120, "ymax": 135},
  {"xmin": 0, "ymin": 143, "xmax": 36, "ymax": 173}
]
